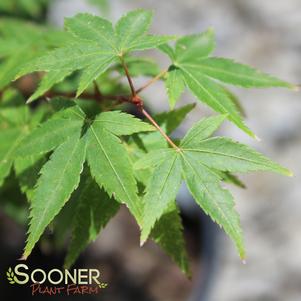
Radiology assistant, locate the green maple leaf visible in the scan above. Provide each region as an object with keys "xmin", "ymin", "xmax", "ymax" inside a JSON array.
[
  {"xmin": 0, "ymin": 90, "xmax": 33, "ymax": 186},
  {"xmin": 0, "ymin": 18, "xmax": 70, "ymax": 90},
  {"xmin": 16, "ymin": 9, "xmax": 175, "ymax": 103},
  {"xmin": 0, "ymin": 0, "xmax": 49, "ymax": 18},
  {"xmin": 15, "ymin": 99, "xmax": 153, "ymax": 259},
  {"xmin": 23, "ymin": 134, "xmax": 87, "ymax": 259},
  {"xmin": 135, "ymin": 115, "xmax": 292, "ymax": 259},
  {"xmin": 161, "ymin": 29, "xmax": 296, "ymax": 137}
]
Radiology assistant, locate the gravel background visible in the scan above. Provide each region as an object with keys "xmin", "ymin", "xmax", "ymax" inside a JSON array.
[{"xmin": 49, "ymin": 1, "xmax": 301, "ymax": 300}]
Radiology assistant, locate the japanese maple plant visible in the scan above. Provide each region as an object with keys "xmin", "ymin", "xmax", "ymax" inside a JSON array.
[{"xmin": 0, "ymin": 9, "xmax": 296, "ymax": 275}]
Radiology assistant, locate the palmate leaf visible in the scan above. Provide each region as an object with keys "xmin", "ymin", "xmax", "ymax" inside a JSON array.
[
  {"xmin": 17, "ymin": 9, "xmax": 175, "ymax": 102},
  {"xmin": 23, "ymin": 134, "xmax": 87, "ymax": 259},
  {"xmin": 136, "ymin": 115, "xmax": 291, "ymax": 259},
  {"xmin": 162, "ymin": 28, "xmax": 295, "ymax": 137},
  {"xmin": 64, "ymin": 175, "xmax": 120, "ymax": 268},
  {"xmin": 10, "ymin": 97, "xmax": 154, "ymax": 259}
]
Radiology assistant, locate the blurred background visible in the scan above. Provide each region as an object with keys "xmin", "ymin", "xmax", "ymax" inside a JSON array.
[{"xmin": 0, "ymin": 1, "xmax": 300, "ymax": 300}]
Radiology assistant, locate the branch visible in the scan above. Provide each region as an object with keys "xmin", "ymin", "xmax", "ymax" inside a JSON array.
[
  {"xmin": 93, "ymin": 81, "xmax": 102, "ymax": 99},
  {"xmin": 136, "ymin": 69, "xmax": 168, "ymax": 94},
  {"xmin": 44, "ymin": 90, "xmax": 129, "ymax": 104},
  {"xmin": 0, "ymin": 69, "xmax": 180, "ymax": 151},
  {"xmin": 141, "ymin": 108, "xmax": 180, "ymax": 151},
  {"xmin": 120, "ymin": 58, "xmax": 136, "ymax": 97},
  {"xmin": 120, "ymin": 61, "xmax": 179, "ymax": 151}
]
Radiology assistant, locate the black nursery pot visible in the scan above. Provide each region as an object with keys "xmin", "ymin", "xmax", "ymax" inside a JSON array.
[
  {"xmin": 0, "ymin": 199, "xmax": 219, "ymax": 301},
  {"xmin": 75, "ymin": 196, "xmax": 220, "ymax": 301}
]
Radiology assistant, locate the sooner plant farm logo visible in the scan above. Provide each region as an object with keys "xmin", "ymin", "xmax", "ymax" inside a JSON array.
[{"xmin": 6, "ymin": 264, "xmax": 107, "ymax": 296}]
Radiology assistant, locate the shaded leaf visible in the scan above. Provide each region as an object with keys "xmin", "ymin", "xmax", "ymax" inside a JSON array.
[
  {"xmin": 151, "ymin": 202, "xmax": 190, "ymax": 275},
  {"xmin": 65, "ymin": 177, "xmax": 120, "ymax": 268}
]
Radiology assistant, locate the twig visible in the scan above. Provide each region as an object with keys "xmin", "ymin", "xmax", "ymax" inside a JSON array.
[
  {"xmin": 136, "ymin": 69, "xmax": 168, "ymax": 94},
  {"xmin": 121, "ymin": 58, "xmax": 136, "ymax": 97},
  {"xmin": 1, "ymin": 67, "xmax": 180, "ymax": 151},
  {"xmin": 120, "ymin": 60, "xmax": 179, "ymax": 151},
  {"xmin": 93, "ymin": 81, "xmax": 102, "ymax": 99},
  {"xmin": 141, "ymin": 108, "xmax": 180, "ymax": 151},
  {"xmin": 44, "ymin": 90, "xmax": 128, "ymax": 103}
]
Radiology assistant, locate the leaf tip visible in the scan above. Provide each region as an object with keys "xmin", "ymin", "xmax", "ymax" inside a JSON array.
[
  {"xmin": 26, "ymin": 97, "xmax": 35, "ymax": 104},
  {"xmin": 19, "ymin": 253, "xmax": 28, "ymax": 261},
  {"xmin": 254, "ymin": 135, "xmax": 261, "ymax": 142},
  {"xmin": 140, "ymin": 231, "xmax": 148, "ymax": 246},
  {"xmin": 206, "ymin": 26, "xmax": 215, "ymax": 35},
  {"xmin": 75, "ymin": 90, "xmax": 83, "ymax": 99},
  {"xmin": 291, "ymin": 84, "xmax": 300, "ymax": 92}
]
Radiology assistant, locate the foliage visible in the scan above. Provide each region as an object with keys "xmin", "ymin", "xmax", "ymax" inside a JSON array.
[
  {"xmin": 0, "ymin": 0, "xmax": 48, "ymax": 19},
  {"xmin": 0, "ymin": 8, "xmax": 296, "ymax": 274}
]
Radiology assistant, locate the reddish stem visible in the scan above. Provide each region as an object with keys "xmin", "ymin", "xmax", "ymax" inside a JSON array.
[
  {"xmin": 121, "ymin": 58, "xmax": 136, "ymax": 97},
  {"xmin": 136, "ymin": 69, "xmax": 168, "ymax": 94},
  {"xmin": 141, "ymin": 108, "xmax": 180, "ymax": 151}
]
